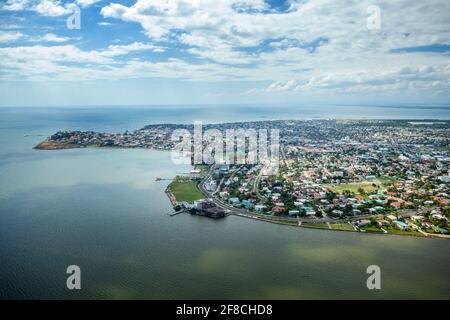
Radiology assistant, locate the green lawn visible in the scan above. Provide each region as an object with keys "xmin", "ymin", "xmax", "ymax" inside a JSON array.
[
  {"xmin": 329, "ymin": 182, "xmax": 379, "ymax": 194},
  {"xmin": 330, "ymin": 223, "xmax": 355, "ymax": 231},
  {"xmin": 302, "ymin": 222, "xmax": 329, "ymax": 229},
  {"xmin": 384, "ymin": 226, "xmax": 425, "ymax": 237},
  {"xmin": 168, "ymin": 177, "xmax": 204, "ymax": 203},
  {"xmin": 361, "ymin": 225, "xmax": 383, "ymax": 232}
]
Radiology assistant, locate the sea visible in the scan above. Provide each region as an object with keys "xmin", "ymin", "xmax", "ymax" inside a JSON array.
[{"xmin": 0, "ymin": 104, "xmax": 449, "ymax": 299}]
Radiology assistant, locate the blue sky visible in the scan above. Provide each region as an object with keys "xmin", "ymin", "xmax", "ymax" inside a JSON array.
[{"xmin": 0, "ymin": 0, "xmax": 449, "ymax": 106}]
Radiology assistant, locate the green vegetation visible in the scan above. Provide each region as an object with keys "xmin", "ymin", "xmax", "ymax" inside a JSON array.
[
  {"xmin": 361, "ymin": 225, "xmax": 383, "ymax": 232},
  {"xmin": 330, "ymin": 223, "xmax": 355, "ymax": 231},
  {"xmin": 384, "ymin": 226, "xmax": 425, "ymax": 237},
  {"xmin": 329, "ymin": 182, "xmax": 379, "ymax": 194},
  {"xmin": 168, "ymin": 177, "xmax": 204, "ymax": 203},
  {"xmin": 302, "ymin": 222, "xmax": 329, "ymax": 229}
]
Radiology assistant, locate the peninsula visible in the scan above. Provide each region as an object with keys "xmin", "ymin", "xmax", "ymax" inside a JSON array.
[{"xmin": 35, "ymin": 119, "xmax": 450, "ymax": 238}]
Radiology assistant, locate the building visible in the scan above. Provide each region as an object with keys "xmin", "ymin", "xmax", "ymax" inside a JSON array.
[
  {"xmin": 241, "ymin": 199, "xmax": 254, "ymax": 209},
  {"xmin": 411, "ymin": 215, "xmax": 425, "ymax": 222},
  {"xmin": 386, "ymin": 214, "xmax": 397, "ymax": 222},
  {"xmin": 355, "ymin": 219, "xmax": 371, "ymax": 227},
  {"xmin": 289, "ymin": 210, "xmax": 300, "ymax": 217},
  {"xmin": 191, "ymin": 199, "xmax": 225, "ymax": 219},
  {"xmin": 254, "ymin": 205, "xmax": 266, "ymax": 213},
  {"xmin": 272, "ymin": 206, "xmax": 285, "ymax": 214},
  {"xmin": 394, "ymin": 221, "xmax": 409, "ymax": 230}
]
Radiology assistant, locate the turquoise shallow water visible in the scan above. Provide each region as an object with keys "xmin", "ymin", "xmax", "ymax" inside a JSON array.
[{"xmin": 0, "ymin": 106, "xmax": 449, "ymax": 299}]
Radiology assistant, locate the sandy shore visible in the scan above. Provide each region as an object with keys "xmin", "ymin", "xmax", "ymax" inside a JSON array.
[{"xmin": 34, "ymin": 141, "xmax": 84, "ymax": 150}]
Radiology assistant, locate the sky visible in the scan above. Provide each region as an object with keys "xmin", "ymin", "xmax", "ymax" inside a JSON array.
[{"xmin": 0, "ymin": 0, "xmax": 449, "ymax": 107}]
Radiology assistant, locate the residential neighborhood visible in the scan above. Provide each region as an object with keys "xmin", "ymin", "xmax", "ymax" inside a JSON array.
[{"xmin": 37, "ymin": 119, "xmax": 450, "ymax": 237}]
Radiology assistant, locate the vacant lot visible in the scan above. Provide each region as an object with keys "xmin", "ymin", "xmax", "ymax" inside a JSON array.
[
  {"xmin": 330, "ymin": 223, "xmax": 355, "ymax": 231},
  {"xmin": 329, "ymin": 181, "xmax": 380, "ymax": 194}
]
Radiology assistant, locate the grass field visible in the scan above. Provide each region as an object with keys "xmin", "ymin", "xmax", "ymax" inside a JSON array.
[
  {"xmin": 361, "ymin": 225, "xmax": 383, "ymax": 232},
  {"xmin": 302, "ymin": 222, "xmax": 329, "ymax": 229},
  {"xmin": 168, "ymin": 177, "xmax": 204, "ymax": 203},
  {"xmin": 384, "ymin": 226, "xmax": 425, "ymax": 237},
  {"xmin": 330, "ymin": 223, "xmax": 355, "ymax": 231},
  {"xmin": 329, "ymin": 181, "xmax": 380, "ymax": 194}
]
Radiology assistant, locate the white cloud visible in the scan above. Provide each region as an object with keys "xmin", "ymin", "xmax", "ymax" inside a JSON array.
[
  {"xmin": 34, "ymin": 0, "xmax": 69, "ymax": 16},
  {"xmin": 1, "ymin": 0, "xmax": 30, "ymax": 11},
  {"xmin": 0, "ymin": 32, "xmax": 24, "ymax": 42},
  {"xmin": 0, "ymin": 42, "xmax": 171, "ymax": 82},
  {"xmin": 268, "ymin": 80, "xmax": 298, "ymax": 92},
  {"xmin": 76, "ymin": 0, "xmax": 101, "ymax": 8},
  {"xmin": 1, "ymin": 0, "xmax": 449, "ymax": 99},
  {"xmin": 1, "ymin": 0, "xmax": 70, "ymax": 16},
  {"xmin": 36, "ymin": 33, "xmax": 71, "ymax": 43}
]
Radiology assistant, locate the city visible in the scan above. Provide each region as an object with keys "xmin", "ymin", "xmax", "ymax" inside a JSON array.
[{"xmin": 36, "ymin": 119, "xmax": 450, "ymax": 238}]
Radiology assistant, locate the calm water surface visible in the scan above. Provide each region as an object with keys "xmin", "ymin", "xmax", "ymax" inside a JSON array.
[{"xmin": 0, "ymin": 106, "xmax": 449, "ymax": 299}]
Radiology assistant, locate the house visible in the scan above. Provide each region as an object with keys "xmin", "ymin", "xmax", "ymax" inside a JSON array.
[
  {"xmin": 254, "ymin": 205, "xmax": 266, "ymax": 213},
  {"xmin": 355, "ymin": 219, "xmax": 371, "ymax": 227},
  {"xmin": 377, "ymin": 220, "xmax": 390, "ymax": 226},
  {"xmin": 421, "ymin": 221, "xmax": 434, "ymax": 228},
  {"xmin": 394, "ymin": 221, "xmax": 409, "ymax": 230},
  {"xmin": 229, "ymin": 197, "xmax": 240, "ymax": 206},
  {"xmin": 390, "ymin": 201, "xmax": 403, "ymax": 209},
  {"xmin": 386, "ymin": 214, "xmax": 397, "ymax": 222},
  {"xmin": 411, "ymin": 215, "xmax": 425, "ymax": 222},
  {"xmin": 241, "ymin": 199, "xmax": 254, "ymax": 209},
  {"xmin": 288, "ymin": 210, "xmax": 300, "ymax": 217},
  {"xmin": 373, "ymin": 206, "xmax": 385, "ymax": 212},
  {"xmin": 219, "ymin": 191, "xmax": 229, "ymax": 199},
  {"xmin": 272, "ymin": 206, "xmax": 285, "ymax": 214},
  {"xmin": 431, "ymin": 213, "xmax": 445, "ymax": 220}
]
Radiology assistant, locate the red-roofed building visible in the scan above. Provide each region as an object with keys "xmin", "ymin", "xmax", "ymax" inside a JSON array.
[
  {"xmin": 390, "ymin": 201, "xmax": 404, "ymax": 209},
  {"xmin": 272, "ymin": 206, "xmax": 285, "ymax": 214}
]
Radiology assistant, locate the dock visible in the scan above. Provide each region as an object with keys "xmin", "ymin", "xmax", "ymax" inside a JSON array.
[{"xmin": 168, "ymin": 209, "xmax": 187, "ymax": 216}]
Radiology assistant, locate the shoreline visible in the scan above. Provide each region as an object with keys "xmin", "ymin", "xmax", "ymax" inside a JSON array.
[
  {"xmin": 230, "ymin": 211, "xmax": 450, "ymax": 239},
  {"xmin": 33, "ymin": 119, "xmax": 450, "ymax": 240}
]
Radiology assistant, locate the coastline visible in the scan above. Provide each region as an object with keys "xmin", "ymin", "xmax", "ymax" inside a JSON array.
[
  {"xmin": 34, "ymin": 119, "xmax": 450, "ymax": 240},
  {"xmin": 34, "ymin": 140, "xmax": 85, "ymax": 150}
]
